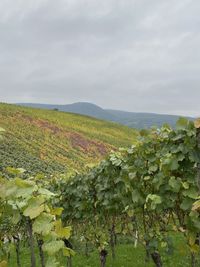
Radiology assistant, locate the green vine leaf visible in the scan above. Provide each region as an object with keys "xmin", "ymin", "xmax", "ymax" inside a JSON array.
[{"xmin": 42, "ymin": 240, "xmax": 65, "ymax": 255}]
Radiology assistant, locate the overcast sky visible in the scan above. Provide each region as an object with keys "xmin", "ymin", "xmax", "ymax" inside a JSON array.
[{"xmin": 0, "ymin": 0, "xmax": 199, "ymax": 116}]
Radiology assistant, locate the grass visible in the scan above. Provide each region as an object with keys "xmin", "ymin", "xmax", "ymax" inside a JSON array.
[
  {"xmin": 0, "ymin": 103, "xmax": 138, "ymax": 174},
  {"xmin": 8, "ymin": 235, "xmax": 200, "ymax": 267}
]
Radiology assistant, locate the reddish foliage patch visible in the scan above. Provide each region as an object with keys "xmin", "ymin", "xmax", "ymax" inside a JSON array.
[
  {"xmin": 69, "ymin": 132, "xmax": 108, "ymax": 155},
  {"xmin": 18, "ymin": 114, "xmax": 61, "ymax": 134},
  {"xmin": 17, "ymin": 113, "xmax": 111, "ymax": 156},
  {"xmin": 69, "ymin": 132, "xmax": 90, "ymax": 150}
]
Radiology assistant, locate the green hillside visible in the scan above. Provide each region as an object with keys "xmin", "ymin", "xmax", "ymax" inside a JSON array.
[
  {"xmin": 18, "ymin": 102, "xmax": 194, "ymax": 128},
  {"xmin": 0, "ymin": 103, "xmax": 137, "ymax": 175}
]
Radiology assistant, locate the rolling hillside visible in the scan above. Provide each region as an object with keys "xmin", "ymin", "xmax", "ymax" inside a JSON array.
[
  {"xmin": 0, "ymin": 103, "xmax": 137, "ymax": 175},
  {"xmin": 18, "ymin": 102, "xmax": 194, "ymax": 128}
]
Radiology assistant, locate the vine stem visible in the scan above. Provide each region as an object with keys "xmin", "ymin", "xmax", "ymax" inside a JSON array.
[
  {"xmin": 151, "ymin": 251, "xmax": 163, "ymax": 267},
  {"xmin": 196, "ymin": 127, "xmax": 200, "ymax": 194},
  {"xmin": 110, "ymin": 220, "xmax": 116, "ymax": 260},
  {"xmin": 27, "ymin": 219, "xmax": 36, "ymax": 267},
  {"xmin": 191, "ymin": 252, "xmax": 196, "ymax": 267},
  {"xmin": 13, "ymin": 235, "xmax": 21, "ymax": 267},
  {"xmin": 99, "ymin": 249, "xmax": 108, "ymax": 267},
  {"xmin": 37, "ymin": 239, "xmax": 45, "ymax": 267}
]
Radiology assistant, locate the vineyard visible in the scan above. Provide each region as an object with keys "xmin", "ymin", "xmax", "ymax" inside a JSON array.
[
  {"xmin": 1, "ymin": 118, "xmax": 200, "ymax": 267},
  {"xmin": 0, "ymin": 103, "xmax": 137, "ymax": 175}
]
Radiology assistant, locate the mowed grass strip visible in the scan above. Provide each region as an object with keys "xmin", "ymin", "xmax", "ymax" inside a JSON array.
[{"xmin": 8, "ymin": 236, "xmax": 200, "ymax": 267}]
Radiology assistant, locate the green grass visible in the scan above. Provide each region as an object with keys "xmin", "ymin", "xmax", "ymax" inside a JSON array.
[
  {"xmin": 0, "ymin": 103, "xmax": 137, "ymax": 174},
  {"xmin": 8, "ymin": 235, "xmax": 200, "ymax": 267}
]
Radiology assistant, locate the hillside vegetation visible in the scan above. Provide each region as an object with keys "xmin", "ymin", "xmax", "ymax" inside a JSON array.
[
  {"xmin": 1, "ymin": 118, "xmax": 200, "ymax": 267},
  {"xmin": 0, "ymin": 103, "xmax": 137, "ymax": 174},
  {"xmin": 18, "ymin": 102, "xmax": 194, "ymax": 128}
]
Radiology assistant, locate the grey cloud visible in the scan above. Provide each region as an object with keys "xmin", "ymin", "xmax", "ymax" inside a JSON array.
[{"xmin": 0, "ymin": 0, "xmax": 200, "ymax": 116}]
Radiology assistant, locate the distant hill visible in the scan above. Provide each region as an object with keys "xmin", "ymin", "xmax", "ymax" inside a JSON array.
[
  {"xmin": 18, "ymin": 102, "xmax": 194, "ymax": 128},
  {"xmin": 17, "ymin": 102, "xmax": 117, "ymax": 121},
  {"xmin": 0, "ymin": 103, "xmax": 137, "ymax": 175}
]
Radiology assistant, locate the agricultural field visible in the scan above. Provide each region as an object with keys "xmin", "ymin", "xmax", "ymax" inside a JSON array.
[
  {"xmin": 1, "ymin": 118, "xmax": 200, "ymax": 267},
  {"xmin": 0, "ymin": 103, "xmax": 137, "ymax": 175}
]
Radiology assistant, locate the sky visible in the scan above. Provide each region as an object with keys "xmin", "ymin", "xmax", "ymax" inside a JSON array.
[{"xmin": 0, "ymin": 0, "xmax": 199, "ymax": 116}]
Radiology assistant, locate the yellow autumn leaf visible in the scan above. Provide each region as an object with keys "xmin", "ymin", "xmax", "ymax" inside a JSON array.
[
  {"xmin": 194, "ymin": 119, "xmax": 200, "ymax": 129},
  {"xmin": 0, "ymin": 260, "xmax": 7, "ymax": 267}
]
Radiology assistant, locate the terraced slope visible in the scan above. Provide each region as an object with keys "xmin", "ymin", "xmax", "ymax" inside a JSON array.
[{"xmin": 0, "ymin": 103, "xmax": 137, "ymax": 175}]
